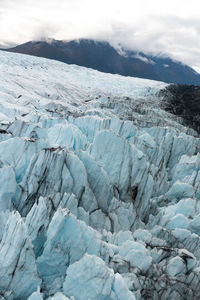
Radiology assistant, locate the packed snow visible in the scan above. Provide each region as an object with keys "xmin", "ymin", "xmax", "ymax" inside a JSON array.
[{"xmin": 0, "ymin": 50, "xmax": 200, "ymax": 299}]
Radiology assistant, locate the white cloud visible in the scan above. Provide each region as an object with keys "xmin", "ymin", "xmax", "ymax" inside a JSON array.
[{"xmin": 1, "ymin": 0, "xmax": 200, "ymax": 70}]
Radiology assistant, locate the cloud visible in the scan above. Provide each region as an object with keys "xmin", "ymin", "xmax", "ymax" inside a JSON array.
[
  {"xmin": 94, "ymin": 15, "xmax": 200, "ymax": 71},
  {"xmin": 1, "ymin": 0, "xmax": 200, "ymax": 71}
]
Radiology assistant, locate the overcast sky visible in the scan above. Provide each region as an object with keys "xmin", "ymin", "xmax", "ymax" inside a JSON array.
[{"xmin": 1, "ymin": 0, "xmax": 200, "ymax": 71}]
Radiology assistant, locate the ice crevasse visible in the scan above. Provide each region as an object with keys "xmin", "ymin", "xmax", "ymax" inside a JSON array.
[{"xmin": 0, "ymin": 50, "xmax": 200, "ymax": 299}]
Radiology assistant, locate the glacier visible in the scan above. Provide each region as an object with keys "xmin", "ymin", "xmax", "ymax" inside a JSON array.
[{"xmin": 0, "ymin": 50, "xmax": 200, "ymax": 299}]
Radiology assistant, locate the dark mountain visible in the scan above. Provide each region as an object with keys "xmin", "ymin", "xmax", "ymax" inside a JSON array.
[{"xmin": 4, "ymin": 39, "xmax": 200, "ymax": 86}]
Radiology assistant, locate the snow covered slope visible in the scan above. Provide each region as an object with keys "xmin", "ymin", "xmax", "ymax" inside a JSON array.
[{"xmin": 0, "ymin": 50, "xmax": 200, "ymax": 299}]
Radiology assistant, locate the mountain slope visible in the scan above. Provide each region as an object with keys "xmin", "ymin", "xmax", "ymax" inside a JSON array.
[
  {"xmin": 5, "ymin": 38, "xmax": 200, "ymax": 86},
  {"xmin": 0, "ymin": 50, "xmax": 200, "ymax": 299}
]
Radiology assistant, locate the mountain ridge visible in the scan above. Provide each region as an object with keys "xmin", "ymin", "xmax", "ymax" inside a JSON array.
[{"xmin": 4, "ymin": 38, "xmax": 200, "ymax": 86}]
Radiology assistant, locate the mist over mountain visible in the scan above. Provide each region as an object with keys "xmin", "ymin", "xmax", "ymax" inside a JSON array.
[{"xmin": 5, "ymin": 38, "xmax": 200, "ymax": 86}]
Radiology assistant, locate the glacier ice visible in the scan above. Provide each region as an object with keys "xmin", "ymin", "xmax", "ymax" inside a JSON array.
[
  {"xmin": 0, "ymin": 50, "xmax": 200, "ymax": 299},
  {"xmin": 63, "ymin": 254, "xmax": 135, "ymax": 300},
  {"xmin": 0, "ymin": 211, "xmax": 41, "ymax": 299},
  {"xmin": 167, "ymin": 256, "xmax": 186, "ymax": 277}
]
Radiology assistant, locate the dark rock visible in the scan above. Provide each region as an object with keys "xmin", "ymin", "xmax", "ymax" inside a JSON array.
[{"xmin": 160, "ymin": 84, "xmax": 200, "ymax": 133}]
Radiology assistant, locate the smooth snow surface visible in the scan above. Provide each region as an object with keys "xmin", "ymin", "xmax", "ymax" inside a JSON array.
[{"xmin": 0, "ymin": 50, "xmax": 200, "ymax": 299}]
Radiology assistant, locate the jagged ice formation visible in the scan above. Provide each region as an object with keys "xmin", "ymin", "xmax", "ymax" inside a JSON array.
[{"xmin": 0, "ymin": 50, "xmax": 200, "ymax": 299}]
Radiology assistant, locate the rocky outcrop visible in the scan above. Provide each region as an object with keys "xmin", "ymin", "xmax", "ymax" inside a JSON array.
[{"xmin": 160, "ymin": 84, "xmax": 200, "ymax": 133}]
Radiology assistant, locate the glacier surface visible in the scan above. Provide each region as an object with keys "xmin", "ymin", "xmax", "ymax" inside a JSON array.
[{"xmin": 0, "ymin": 50, "xmax": 200, "ymax": 299}]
